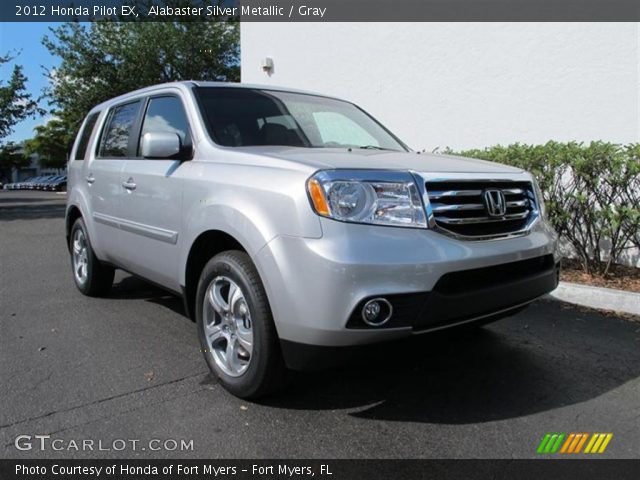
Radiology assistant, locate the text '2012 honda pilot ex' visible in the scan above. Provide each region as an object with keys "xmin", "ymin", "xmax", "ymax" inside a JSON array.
[{"xmin": 66, "ymin": 82, "xmax": 560, "ymax": 398}]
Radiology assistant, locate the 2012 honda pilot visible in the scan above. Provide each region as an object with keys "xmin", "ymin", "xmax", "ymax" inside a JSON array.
[{"xmin": 66, "ymin": 82, "xmax": 560, "ymax": 398}]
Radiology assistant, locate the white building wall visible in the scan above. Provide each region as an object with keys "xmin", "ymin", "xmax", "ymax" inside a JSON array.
[{"xmin": 241, "ymin": 23, "xmax": 639, "ymax": 151}]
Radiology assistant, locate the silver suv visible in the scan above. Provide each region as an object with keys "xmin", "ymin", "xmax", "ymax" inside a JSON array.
[{"xmin": 66, "ymin": 82, "xmax": 559, "ymax": 398}]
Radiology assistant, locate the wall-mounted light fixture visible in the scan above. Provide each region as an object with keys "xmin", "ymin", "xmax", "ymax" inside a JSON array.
[{"xmin": 261, "ymin": 57, "xmax": 274, "ymax": 74}]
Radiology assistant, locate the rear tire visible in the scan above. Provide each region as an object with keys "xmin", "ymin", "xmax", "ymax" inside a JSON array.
[
  {"xmin": 196, "ymin": 250, "xmax": 287, "ymax": 399},
  {"xmin": 70, "ymin": 218, "xmax": 114, "ymax": 297}
]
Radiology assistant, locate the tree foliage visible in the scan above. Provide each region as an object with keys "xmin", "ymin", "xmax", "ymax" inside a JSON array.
[
  {"xmin": 43, "ymin": 7, "xmax": 239, "ymax": 138},
  {"xmin": 0, "ymin": 142, "xmax": 30, "ymax": 182},
  {"xmin": 24, "ymin": 118, "xmax": 73, "ymax": 169},
  {"xmin": 0, "ymin": 53, "xmax": 39, "ymax": 142}
]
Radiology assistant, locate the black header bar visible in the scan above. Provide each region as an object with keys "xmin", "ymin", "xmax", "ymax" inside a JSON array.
[
  {"xmin": 4, "ymin": 0, "xmax": 640, "ymax": 22},
  {"xmin": 1, "ymin": 459, "xmax": 640, "ymax": 480}
]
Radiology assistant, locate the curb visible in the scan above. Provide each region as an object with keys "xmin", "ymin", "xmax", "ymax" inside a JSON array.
[{"xmin": 547, "ymin": 281, "xmax": 640, "ymax": 316}]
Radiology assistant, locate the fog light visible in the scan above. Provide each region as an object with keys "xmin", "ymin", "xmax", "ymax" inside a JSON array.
[{"xmin": 361, "ymin": 298, "xmax": 393, "ymax": 326}]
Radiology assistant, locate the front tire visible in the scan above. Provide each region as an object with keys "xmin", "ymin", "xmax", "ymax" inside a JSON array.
[
  {"xmin": 70, "ymin": 218, "xmax": 114, "ymax": 297},
  {"xmin": 196, "ymin": 250, "xmax": 287, "ymax": 399}
]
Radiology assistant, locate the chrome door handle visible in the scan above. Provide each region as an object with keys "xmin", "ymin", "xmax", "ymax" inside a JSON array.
[
  {"xmin": 86, "ymin": 174, "xmax": 95, "ymax": 185},
  {"xmin": 122, "ymin": 178, "xmax": 137, "ymax": 191}
]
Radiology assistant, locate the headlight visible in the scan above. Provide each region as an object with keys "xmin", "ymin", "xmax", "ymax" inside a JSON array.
[{"xmin": 307, "ymin": 170, "xmax": 427, "ymax": 228}]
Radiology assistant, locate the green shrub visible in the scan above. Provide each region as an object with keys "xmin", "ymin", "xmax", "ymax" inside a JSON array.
[{"xmin": 446, "ymin": 141, "xmax": 640, "ymax": 277}]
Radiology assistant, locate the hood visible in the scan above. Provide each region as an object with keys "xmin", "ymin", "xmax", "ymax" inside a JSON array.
[{"xmin": 235, "ymin": 146, "xmax": 523, "ymax": 174}]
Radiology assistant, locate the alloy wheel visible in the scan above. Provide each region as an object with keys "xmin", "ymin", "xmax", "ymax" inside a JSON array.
[
  {"xmin": 202, "ymin": 276, "xmax": 254, "ymax": 377},
  {"xmin": 72, "ymin": 228, "xmax": 89, "ymax": 285}
]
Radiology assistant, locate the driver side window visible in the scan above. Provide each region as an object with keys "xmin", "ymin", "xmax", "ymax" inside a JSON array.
[{"xmin": 138, "ymin": 96, "xmax": 191, "ymax": 156}]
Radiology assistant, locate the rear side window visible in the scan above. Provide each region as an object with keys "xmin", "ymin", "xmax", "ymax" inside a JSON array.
[
  {"xmin": 74, "ymin": 112, "xmax": 99, "ymax": 160},
  {"xmin": 98, "ymin": 101, "xmax": 141, "ymax": 158}
]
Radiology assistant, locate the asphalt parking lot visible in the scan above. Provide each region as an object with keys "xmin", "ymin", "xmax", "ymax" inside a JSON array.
[{"xmin": 1, "ymin": 190, "xmax": 639, "ymax": 459}]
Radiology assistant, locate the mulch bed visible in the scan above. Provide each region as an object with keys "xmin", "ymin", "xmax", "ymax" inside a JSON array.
[{"xmin": 560, "ymin": 258, "xmax": 640, "ymax": 293}]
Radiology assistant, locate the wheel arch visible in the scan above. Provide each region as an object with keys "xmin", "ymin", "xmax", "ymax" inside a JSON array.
[
  {"xmin": 65, "ymin": 205, "xmax": 83, "ymax": 252},
  {"xmin": 182, "ymin": 229, "xmax": 253, "ymax": 321}
]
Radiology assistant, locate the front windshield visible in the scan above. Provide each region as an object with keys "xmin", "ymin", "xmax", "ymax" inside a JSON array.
[{"xmin": 194, "ymin": 87, "xmax": 407, "ymax": 151}]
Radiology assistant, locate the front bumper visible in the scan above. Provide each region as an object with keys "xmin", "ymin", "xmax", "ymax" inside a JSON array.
[
  {"xmin": 255, "ymin": 215, "xmax": 559, "ymax": 352},
  {"xmin": 345, "ymin": 253, "xmax": 559, "ymax": 331}
]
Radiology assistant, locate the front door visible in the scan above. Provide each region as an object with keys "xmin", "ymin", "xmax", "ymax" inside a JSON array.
[{"xmin": 117, "ymin": 94, "xmax": 192, "ymax": 291}]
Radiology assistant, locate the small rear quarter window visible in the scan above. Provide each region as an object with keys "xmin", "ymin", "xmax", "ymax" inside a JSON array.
[{"xmin": 74, "ymin": 112, "xmax": 100, "ymax": 161}]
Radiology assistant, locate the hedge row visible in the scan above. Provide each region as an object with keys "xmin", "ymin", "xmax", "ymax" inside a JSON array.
[{"xmin": 447, "ymin": 142, "xmax": 640, "ymax": 276}]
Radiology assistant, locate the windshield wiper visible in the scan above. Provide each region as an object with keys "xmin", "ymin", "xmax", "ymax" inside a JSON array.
[{"xmin": 358, "ymin": 145, "xmax": 389, "ymax": 150}]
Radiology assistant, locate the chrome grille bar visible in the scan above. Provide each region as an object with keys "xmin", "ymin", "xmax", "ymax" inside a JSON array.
[
  {"xmin": 431, "ymin": 203, "xmax": 485, "ymax": 212},
  {"xmin": 436, "ymin": 211, "xmax": 529, "ymax": 225},
  {"xmin": 429, "ymin": 187, "xmax": 524, "ymax": 198},
  {"xmin": 428, "ymin": 190, "xmax": 483, "ymax": 198},
  {"xmin": 424, "ymin": 179, "xmax": 536, "ymax": 239}
]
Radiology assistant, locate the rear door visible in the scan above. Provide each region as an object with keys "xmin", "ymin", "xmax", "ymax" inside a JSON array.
[
  {"xmin": 116, "ymin": 93, "xmax": 192, "ymax": 291},
  {"xmin": 86, "ymin": 100, "xmax": 143, "ymax": 264}
]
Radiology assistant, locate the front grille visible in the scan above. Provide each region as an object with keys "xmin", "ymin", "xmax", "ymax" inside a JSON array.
[{"xmin": 425, "ymin": 180, "xmax": 537, "ymax": 238}]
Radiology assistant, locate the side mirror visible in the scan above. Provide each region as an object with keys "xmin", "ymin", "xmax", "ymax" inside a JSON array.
[{"xmin": 140, "ymin": 132, "xmax": 182, "ymax": 159}]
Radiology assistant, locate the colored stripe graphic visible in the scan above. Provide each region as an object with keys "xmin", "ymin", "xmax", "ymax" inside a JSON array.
[
  {"xmin": 585, "ymin": 433, "xmax": 613, "ymax": 454},
  {"xmin": 598, "ymin": 434, "xmax": 613, "ymax": 453},
  {"xmin": 574, "ymin": 433, "xmax": 589, "ymax": 453},
  {"xmin": 567, "ymin": 433, "xmax": 584, "ymax": 453},
  {"xmin": 537, "ymin": 434, "xmax": 552, "ymax": 454},
  {"xmin": 544, "ymin": 434, "xmax": 558, "ymax": 453},
  {"xmin": 550, "ymin": 434, "xmax": 565, "ymax": 453},
  {"xmin": 584, "ymin": 433, "xmax": 599, "ymax": 453},
  {"xmin": 560, "ymin": 433, "xmax": 575, "ymax": 453},
  {"xmin": 537, "ymin": 433, "xmax": 565, "ymax": 454},
  {"xmin": 539, "ymin": 433, "xmax": 613, "ymax": 454}
]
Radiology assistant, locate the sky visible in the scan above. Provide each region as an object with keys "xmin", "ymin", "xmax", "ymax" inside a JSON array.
[{"xmin": 0, "ymin": 23, "xmax": 61, "ymax": 143}]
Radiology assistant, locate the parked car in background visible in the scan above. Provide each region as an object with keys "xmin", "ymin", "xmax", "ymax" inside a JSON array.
[
  {"xmin": 36, "ymin": 175, "xmax": 61, "ymax": 190},
  {"xmin": 66, "ymin": 81, "xmax": 560, "ymax": 399},
  {"xmin": 26, "ymin": 176, "xmax": 47, "ymax": 190},
  {"xmin": 34, "ymin": 176, "xmax": 51, "ymax": 190},
  {"xmin": 47, "ymin": 175, "xmax": 67, "ymax": 191},
  {"xmin": 9, "ymin": 177, "xmax": 30, "ymax": 189},
  {"xmin": 2, "ymin": 175, "xmax": 67, "ymax": 191},
  {"xmin": 7, "ymin": 177, "xmax": 32, "ymax": 190}
]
